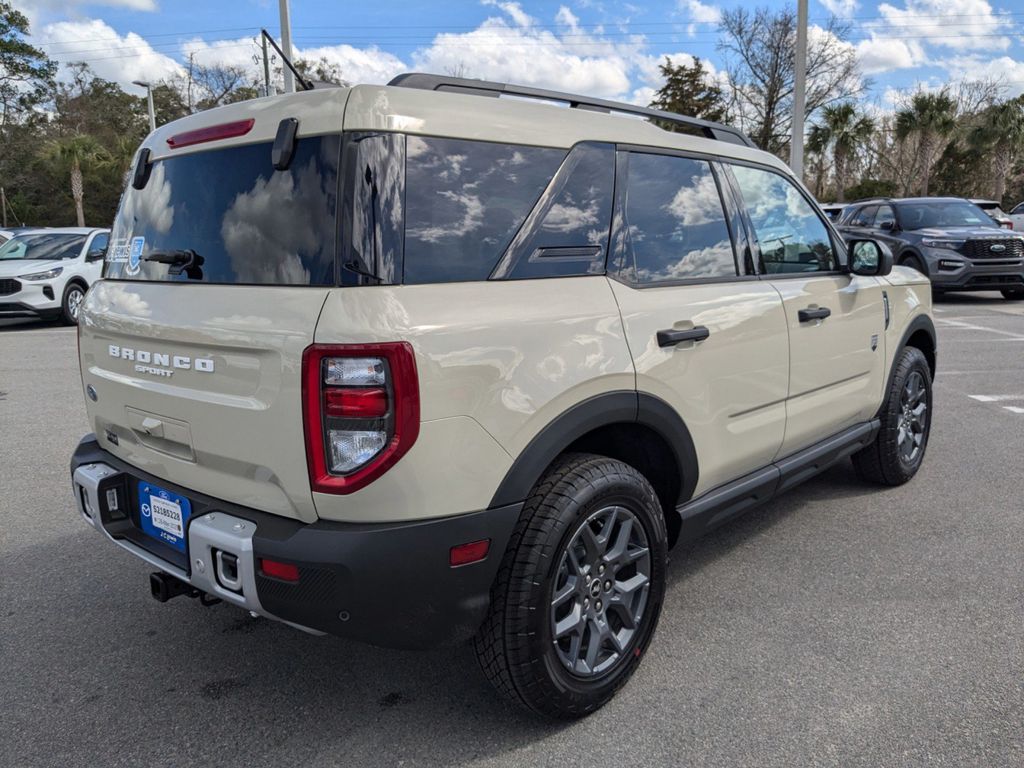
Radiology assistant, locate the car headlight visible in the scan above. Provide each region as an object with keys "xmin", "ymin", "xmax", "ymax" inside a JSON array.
[
  {"xmin": 921, "ymin": 239, "xmax": 964, "ymax": 250},
  {"xmin": 19, "ymin": 266, "xmax": 63, "ymax": 281}
]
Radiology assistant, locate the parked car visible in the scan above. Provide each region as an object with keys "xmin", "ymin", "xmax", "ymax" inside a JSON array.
[
  {"xmin": 838, "ymin": 197, "xmax": 1024, "ymax": 300},
  {"xmin": 69, "ymin": 73, "xmax": 936, "ymax": 719},
  {"xmin": 0, "ymin": 227, "xmax": 110, "ymax": 323},
  {"xmin": 971, "ymin": 199, "xmax": 1014, "ymax": 229},
  {"xmin": 1009, "ymin": 202, "xmax": 1024, "ymax": 231},
  {"xmin": 820, "ymin": 202, "xmax": 847, "ymax": 222}
]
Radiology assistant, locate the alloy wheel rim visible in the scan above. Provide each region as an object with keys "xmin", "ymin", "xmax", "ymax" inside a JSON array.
[
  {"xmin": 550, "ymin": 505, "xmax": 651, "ymax": 678},
  {"xmin": 68, "ymin": 289, "xmax": 83, "ymax": 321},
  {"xmin": 897, "ymin": 370, "xmax": 927, "ymax": 464}
]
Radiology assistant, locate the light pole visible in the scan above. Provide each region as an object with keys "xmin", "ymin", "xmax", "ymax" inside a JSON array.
[
  {"xmin": 133, "ymin": 80, "xmax": 156, "ymax": 133},
  {"xmin": 278, "ymin": 0, "xmax": 295, "ymax": 94},
  {"xmin": 789, "ymin": 0, "xmax": 808, "ymax": 180}
]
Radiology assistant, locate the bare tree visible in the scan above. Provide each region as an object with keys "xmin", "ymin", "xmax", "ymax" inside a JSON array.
[
  {"xmin": 443, "ymin": 61, "xmax": 472, "ymax": 79},
  {"xmin": 718, "ymin": 7, "xmax": 864, "ymax": 155}
]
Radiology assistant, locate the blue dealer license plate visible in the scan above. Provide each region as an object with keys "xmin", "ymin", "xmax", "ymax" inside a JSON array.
[{"xmin": 138, "ymin": 481, "xmax": 192, "ymax": 553}]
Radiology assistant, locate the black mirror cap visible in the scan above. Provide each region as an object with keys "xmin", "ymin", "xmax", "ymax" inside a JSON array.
[
  {"xmin": 87, "ymin": 249, "xmax": 106, "ymax": 261},
  {"xmin": 879, "ymin": 219, "xmax": 896, "ymax": 231},
  {"xmin": 131, "ymin": 147, "xmax": 152, "ymax": 190},
  {"xmin": 848, "ymin": 239, "xmax": 894, "ymax": 277},
  {"xmin": 272, "ymin": 118, "xmax": 299, "ymax": 171}
]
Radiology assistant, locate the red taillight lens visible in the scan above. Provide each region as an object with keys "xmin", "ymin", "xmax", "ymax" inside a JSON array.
[
  {"xmin": 450, "ymin": 539, "xmax": 491, "ymax": 567},
  {"xmin": 259, "ymin": 558, "xmax": 300, "ymax": 582},
  {"xmin": 324, "ymin": 387, "xmax": 388, "ymax": 418},
  {"xmin": 167, "ymin": 118, "xmax": 255, "ymax": 149},
  {"xmin": 302, "ymin": 342, "xmax": 420, "ymax": 495}
]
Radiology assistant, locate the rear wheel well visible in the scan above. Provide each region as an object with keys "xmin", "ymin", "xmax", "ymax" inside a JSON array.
[
  {"xmin": 564, "ymin": 423, "xmax": 683, "ymax": 547},
  {"xmin": 905, "ymin": 329, "xmax": 936, "ymax": 378}
]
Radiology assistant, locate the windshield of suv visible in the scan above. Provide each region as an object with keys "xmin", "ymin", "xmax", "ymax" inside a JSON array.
[
  {"xmin": 896, "ymin": 201, "xmax": 998, "ymax": 230},
  {"xmin": 0, "ymin": 233, "xmax": 86, "ymax": 261},
  {"xmin": 105, "ymin": 136, "xmax": 340, "ymax": 284}
]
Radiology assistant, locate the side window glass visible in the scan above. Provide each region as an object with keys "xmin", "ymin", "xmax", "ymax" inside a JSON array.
[
  {"xmin": 342, "ymin": 133, "xmax": 405, "ymax": 286},
  {"xmin": 617, "ymin": 152, "xmax": 737, "ymax": 284},
  {"xmin": 852, "ymin": 206, "xmax": 876, "ymax": 228},
  {"xmin": 873, "ymin": 205, "xmax": 895, "ymax": 229},
  {"xmin": 88, "ymin": 232, "xmax": 109, "ymax": 257},
  {"xmin": 731, "ymin": 165, "xmax": 839, "ymax": 274},
  {"xmin": 492, "ymin": 143, "xmax": 614, "ymax": 280},
  {"xmin": 403, "ymin": 137, "xmax": 565, "ymax": 284}
]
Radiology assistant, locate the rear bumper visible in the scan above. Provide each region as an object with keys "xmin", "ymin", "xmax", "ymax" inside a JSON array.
[{"xmin": 70, "ymin": 435, "xmax": 521, "ymax": 648}]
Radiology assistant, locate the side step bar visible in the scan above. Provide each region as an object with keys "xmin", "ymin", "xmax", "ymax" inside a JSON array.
[{"xmin": 676, "ymin": 420, "xmax": 879, "ymax": 543}]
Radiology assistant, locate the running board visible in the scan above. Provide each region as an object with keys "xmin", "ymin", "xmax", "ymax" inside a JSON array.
[{"xmin": 676, "ymin": 420, "xmax": 879, "ymax": 544}]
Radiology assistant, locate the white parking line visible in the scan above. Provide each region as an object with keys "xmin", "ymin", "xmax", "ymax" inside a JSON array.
[
  {"xmin": 969, "ymin": 395, "xmax": 1024, "ymax": 402},
  {"xmin": 1004, "ymin": 406, "xmax": 1024, "ymax": 414},
  {"xmin": 935, "ymin": 318, "xmax": 1024, "ymax": 340}
]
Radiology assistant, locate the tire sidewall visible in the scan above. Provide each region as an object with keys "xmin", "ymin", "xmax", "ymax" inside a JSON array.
[
  {"xmin": 513, "ymin": 463, "xmax": 667, "ymax": 712},
  {"xmin": 62, "ymin": 283, "xmax": 85, "ymax": 325},
  {"xmin": 884, "ymin": 347, "xmax": 933, "ymax": 481}
]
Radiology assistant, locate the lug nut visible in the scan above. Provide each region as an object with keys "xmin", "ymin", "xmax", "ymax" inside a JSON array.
[
  {"xmin": 598, "ymin": 564, "xmax": 605, "ymax": 574},
  {"xmin": 604, "ymin": 580, "xmax": 612, "ymax": 591},
  {"xmin": 596, "ymin": 600, "xmax": 603, "ymax": 611}
]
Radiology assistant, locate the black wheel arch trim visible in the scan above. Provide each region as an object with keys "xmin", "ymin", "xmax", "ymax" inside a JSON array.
[
  {"xmin": 488, "ymin": 390, "xmax": 700, "ymax": 508},
  {"xmin": 879, "ymin": 313, "xmax": 936, "ymax": 419},
  {"xmin": 897, "ymin": 248, "xmax": 928, "ymax": 274}
]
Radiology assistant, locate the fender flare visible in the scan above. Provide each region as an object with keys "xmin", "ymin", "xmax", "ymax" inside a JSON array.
[
  {"xmin": 878, "ymin": 313, "xmax": 937, "ymax": 416},
  {"xmin": 488, "ymin": 391, "xmax": 700, "ymax": 508},
  {"xmin": 897, "ymin": 248, "xmax": 928, "ymax": 275}
]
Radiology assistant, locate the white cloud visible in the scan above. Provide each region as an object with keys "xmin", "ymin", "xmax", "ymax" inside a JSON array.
[
  {"xmin": 944, "ymin": 55, "xmax": 1024, "ymax": 97},
  {"xmin": 873, "ymin": 0, "xmax": 1012, "ymax": 52},
  {"xmin": 42, "ymin": 19, "xmax": 182, "ymax": 92},
  {"xmin": 819, "ymin": 0, "xmax": 859, "ymax": 16},
  {"xmin": 855, "ymin": 37, "xmax": 925, "ymax": 75},
  {"xmin": 678, "ymin": 0, "xmax": 721, "ymax": 36}
]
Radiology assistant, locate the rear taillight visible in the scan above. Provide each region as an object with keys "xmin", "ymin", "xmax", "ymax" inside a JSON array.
[{"xmin": 302, "ymin": 343, "xmax": 419, "ymax": 494}]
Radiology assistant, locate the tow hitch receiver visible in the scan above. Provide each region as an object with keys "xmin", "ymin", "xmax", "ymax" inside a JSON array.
[{"xmin": 149, "ymin": 571, "xmax": 220, "ymax": 606}]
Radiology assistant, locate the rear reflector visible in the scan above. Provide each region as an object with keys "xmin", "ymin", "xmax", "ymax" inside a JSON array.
[
  {"xmin": 324, "ymin": 387, "xmax": 388, "ymax": 418},
  {"xmin": 167, "ymin": 118, "xmax": 255, "ymax": 149},
  {"xmin": 449, "ymin": 539, "xmax": 490, "ymax": 567},
  {"xmin": 259, "ymin": 558, "xmax": 300, "ymax": 582}
]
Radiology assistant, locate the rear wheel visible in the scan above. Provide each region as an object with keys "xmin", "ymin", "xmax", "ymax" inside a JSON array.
[
  {"xmin": 1001, "ymin": 288, "xmax": 1024, "ymax": 300},
  {"xmin": 474, "ymin": 453, "xmax": 667, "ymax": 719},
  {"xmin": 61, "ymin": 282, "xmax": 86, "ymax": 325},
  {"xmin": 853, "ymin": 346, "xmax": 932, "ymax": 485}
]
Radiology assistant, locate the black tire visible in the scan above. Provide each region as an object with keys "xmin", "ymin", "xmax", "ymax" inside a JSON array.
[
  {"xmin": 474, "ymin": 453, "xmax": 667, "ymax": 719},
  {"xmin": 61, "ymin": 282, "xmax": 86, "ymax": 325},
  {"xmin": 853, "ymin": 346, "xmax": 932, "ymax": 485},
  {"xmin": 1001, "ymin": 289, "xmax": 1024, "ymax": 300},
  {"xmin": 900, "ymin": 254, "xmax": 927, "ymax": 276}
]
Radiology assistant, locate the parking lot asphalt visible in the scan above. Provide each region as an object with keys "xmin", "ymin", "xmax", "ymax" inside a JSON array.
[{"xmin": 1, "ymin": 293, "xmax": 1022, "ymax": 768}]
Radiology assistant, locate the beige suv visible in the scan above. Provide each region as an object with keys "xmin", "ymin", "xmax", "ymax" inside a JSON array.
[{"xmin": 70, "ymin": 74, "xmax": 936, "ymax": 719}]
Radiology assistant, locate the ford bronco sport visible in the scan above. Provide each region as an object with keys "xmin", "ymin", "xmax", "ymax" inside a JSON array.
[{"xmin": 70, "ymin": 74, "xmax": 936, "ymax": 719}]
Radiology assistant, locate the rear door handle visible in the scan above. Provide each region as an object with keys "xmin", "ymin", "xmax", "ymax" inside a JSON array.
[
  {"xmin": 798, "ymin": 307, "xmax": 831, "ymax": 323},
  {"xmin": 657, "ymin": 326, "xmax": 710, "ymax": 347}
]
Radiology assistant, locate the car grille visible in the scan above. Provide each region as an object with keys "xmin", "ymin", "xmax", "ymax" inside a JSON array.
[
  {"xmin": 0, "ymin": 278, "xmax": 21, "ymax": 296},
  {"xmin": 966, "ymin": 275, "xmax": 1024, "ymax": 287},
  {"xmin": 964, "ymin": 238, "xmax": 1024, "ymax": 260}
]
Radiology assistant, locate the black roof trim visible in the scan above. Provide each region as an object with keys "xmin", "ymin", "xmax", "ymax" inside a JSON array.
[{"xmin": 387, "ymin": 72, "xmax": 756, "ymax": 149}]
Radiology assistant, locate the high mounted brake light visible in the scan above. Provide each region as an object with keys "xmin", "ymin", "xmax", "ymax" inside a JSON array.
[
  {"xmin": 167, "ymin": 118, "xmax": 255, "ymax": 149},
  {"xmin": 302, "ymin": 343, "xmax": 420, "ymax": 494}
]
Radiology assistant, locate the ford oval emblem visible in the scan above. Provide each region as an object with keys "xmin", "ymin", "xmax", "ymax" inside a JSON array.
[{"xmin": 990, "ymin": 243, "xmax": 1006, "ymax": 253}]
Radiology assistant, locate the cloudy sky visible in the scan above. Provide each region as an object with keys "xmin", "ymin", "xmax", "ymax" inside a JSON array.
[{"xmin": 19, "ymin": 0, "xmax": 1024, "ymax": 105}]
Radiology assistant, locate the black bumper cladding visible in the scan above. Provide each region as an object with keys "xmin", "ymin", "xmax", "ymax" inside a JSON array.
[{"xmin": 70, "ymin": 436, "xmax": 521, "ymax": 649}]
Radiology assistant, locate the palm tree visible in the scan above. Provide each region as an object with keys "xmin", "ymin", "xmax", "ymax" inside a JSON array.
[
  {"xmin": 808, "ymin": 103, "xmax": 875, "ymax": 203},
  {"xmin": 968, "ymin": 96, "xmax": 1024, "ymax": 202},
  {"xmin": 895, "ymin": 90, "xmax": 958, "ymax": 197},
  {"xmin": 43, "ymin": 135, "xmax": 110, "ymax": 227},
  {"xmin": 806, "ymin": 122, "xmax": 830, "ymax": 200}
]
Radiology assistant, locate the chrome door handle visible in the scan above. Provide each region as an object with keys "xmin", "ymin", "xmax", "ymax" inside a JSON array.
[
  {"xmin": 798, "ymin": 307, "xmax": 831, "ymax": 323},
  {"xmin": 657, "ymin": 326, "xmax": 711, "ymax": 347}
]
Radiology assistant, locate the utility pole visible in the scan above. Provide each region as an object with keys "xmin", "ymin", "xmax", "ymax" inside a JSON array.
[
  {"xmin": 790, "ymin": 0, "xmax": 808, "ymax": 180},
  {"xmin": 261, "ymin": 33, "xmax": 272, "ymax": 97},
  {"xmin": 133, "ymin": 80, "xmax": 156, "ymax": 132},
  {"xmin": 278, "ymin": 0, "xmax": 295, "ymax": 94}
]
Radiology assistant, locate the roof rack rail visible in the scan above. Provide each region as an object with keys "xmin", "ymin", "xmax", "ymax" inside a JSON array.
[{"xmin": 387, "ymin": 73, "xmax": 756, "ymax": 149}]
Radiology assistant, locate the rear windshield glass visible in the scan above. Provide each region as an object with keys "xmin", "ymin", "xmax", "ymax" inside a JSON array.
[
  {"xmin": 897, "ymin": 201, "xmax": 998, "ymax": 231},
  {"xmin": 0, "ymin": 233, "xmax": 86, "ymax": 261},
  {"xmin": 105, "ymin": 136, "xmax": 341, "ymax": 284}
]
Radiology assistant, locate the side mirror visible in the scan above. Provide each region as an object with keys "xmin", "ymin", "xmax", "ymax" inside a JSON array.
[
  {"xmin": 879, "ymin": 220, "xmax": 895, "ymax": 231},
  {"xmin": 848, "ymin": 239, "xmax": 893, "ymax": 277},
  {"xmin": 86, "ymin": 248, "xmax": 107, "ymax": 262}
]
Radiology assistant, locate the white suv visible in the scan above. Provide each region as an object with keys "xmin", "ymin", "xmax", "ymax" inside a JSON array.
[
  {"xmin": 0, "ymin": 227, "xmax": 110, "ymax": 324},
  {"xmin": 69, "ymin": 74, "xmax": 936, "ymax": 719}
]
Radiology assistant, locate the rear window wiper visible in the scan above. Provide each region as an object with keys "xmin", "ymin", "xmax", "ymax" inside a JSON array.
[{"xmin": 143, "ymin": 249, "xmax": 205, "ymax": 279}]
